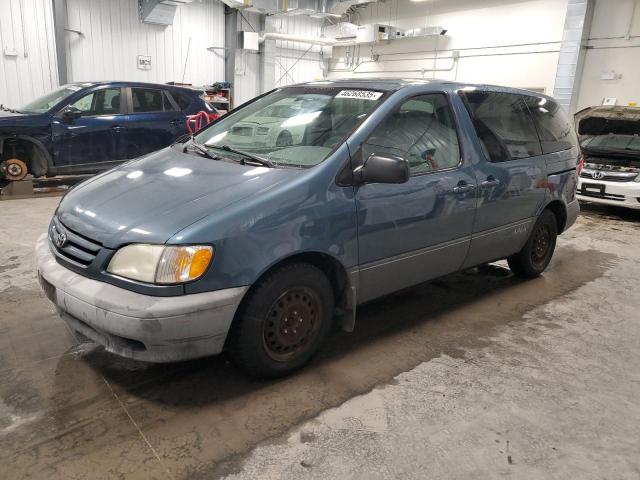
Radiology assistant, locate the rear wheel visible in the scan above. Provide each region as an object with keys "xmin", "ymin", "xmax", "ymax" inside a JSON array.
[
  {"xmin": 230, "ymin": 263, "xmax": 334, "ymax": 378},
  {"xmin": 508, "ymin": 209, "xmax": 558, "ymax": 278}
]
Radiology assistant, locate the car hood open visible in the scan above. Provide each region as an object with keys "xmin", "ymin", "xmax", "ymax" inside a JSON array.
[
  {"xmin": 56, "ymin": 146, "xmax": 298, "ymax": 248},
  {"xmin": 575, "ymin": 106, "xmax": 640, "ymax": 137}
]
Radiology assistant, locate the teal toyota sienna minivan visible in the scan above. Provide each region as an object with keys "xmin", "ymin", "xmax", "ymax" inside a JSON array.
[{"xmin": 36, "ymin": 79, "xmax": 580, "ymax": 377}]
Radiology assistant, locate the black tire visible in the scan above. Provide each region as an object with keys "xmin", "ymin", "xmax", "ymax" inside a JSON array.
[
  {"xmin": 507, "ymin": 209, "xmax": 558, "ymax": 278},
  {"xmin": 276, "ymin": 130, "xmax": 293, "ymax": 147},
  {"xmin": 229, "ymin": 263, "xmax": 334, "ymax": 378}
]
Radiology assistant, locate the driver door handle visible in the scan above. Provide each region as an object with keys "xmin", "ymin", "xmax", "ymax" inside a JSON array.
[
  {"xmin": 111, "ymin": 125, "xmax": 122, "ymax": 133},
  {"xmin": 480, "ymin": 176, "xmax": 500, "ymax": 188}
]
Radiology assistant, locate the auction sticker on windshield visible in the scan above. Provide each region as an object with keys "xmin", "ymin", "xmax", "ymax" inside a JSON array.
[{"xmin": 335, "ymin": 90, "xmax": 383, "ymax": 101}]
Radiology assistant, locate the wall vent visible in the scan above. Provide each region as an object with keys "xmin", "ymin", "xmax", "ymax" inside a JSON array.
[{"xmin": 139, "ymin": 0, "xmax": 193, "ymax": 26}]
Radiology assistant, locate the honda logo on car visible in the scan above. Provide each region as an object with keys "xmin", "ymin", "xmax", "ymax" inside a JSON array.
[
  {"xmin": 592, "ymin": 171, "xmax": 605, "ymax": 180},
  {"xmin": 336, "ymin": 90, "xmax": 383, "ymax": 101}
]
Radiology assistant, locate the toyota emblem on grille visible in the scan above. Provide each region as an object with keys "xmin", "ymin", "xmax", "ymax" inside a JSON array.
[
  {"xmin": 592, "ymin": 171, "xmax": 605, "ymax": 180},
  {"xmin": 55, "ymin": 231, "xmax": 67, "ymax": 248}
]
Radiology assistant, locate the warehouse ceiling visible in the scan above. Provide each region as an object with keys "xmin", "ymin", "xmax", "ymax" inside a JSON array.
[{"xmin": 218, "ymin": 0, "xmax": 377, "ymax": 16}]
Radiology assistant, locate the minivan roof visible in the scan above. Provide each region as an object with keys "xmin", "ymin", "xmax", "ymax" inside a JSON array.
[{"xmin": 293, "ymin": 77, "xmax": 554, "ymax": 100}]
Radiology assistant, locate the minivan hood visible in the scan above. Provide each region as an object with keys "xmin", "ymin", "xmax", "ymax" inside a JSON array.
[{"xmin": 56, "ymin": 146, "xmax": 299, "ymax": 248}]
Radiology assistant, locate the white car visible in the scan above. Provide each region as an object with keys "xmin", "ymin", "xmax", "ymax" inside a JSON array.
[
  {"xmin": 227, "ymin": 96, "xmax": 329, "ymax": 149},
  {"xmin": 575, "ymin": 106, "xmax": 640, "ymax": 209}
]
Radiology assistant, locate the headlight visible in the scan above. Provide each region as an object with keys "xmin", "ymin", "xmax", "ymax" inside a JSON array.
[
  {"xmin": 256, "ymin": 127, "xmax": 270, "ymax": 135},
  {"xmin": 107, "ymin": 244, "xmax": 213, "ymax": 284}
]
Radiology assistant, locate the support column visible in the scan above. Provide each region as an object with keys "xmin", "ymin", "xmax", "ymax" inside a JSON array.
[
  {"xmin": 259, "ymin": 15, "xmax": 276, "ymax": 93},
  {"xmin": 52, "ymin": 0, "xmax": 68, "ymax": 85},
  {"xmin": 224, "ymin": 7, "xmax": 237, "ymax": 86},
  {"xmin": 553, "ymin": 0, "xmax": 595, "ymax": 113}
]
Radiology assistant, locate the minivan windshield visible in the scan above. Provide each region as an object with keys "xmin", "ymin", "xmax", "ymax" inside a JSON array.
[
  {"xmin": 20, "ymin": 85, "xmax": 86, "ymax": 113},
  {"xmin": 195, "ymin": 87, "xmax": 385, "ymax": 168}
]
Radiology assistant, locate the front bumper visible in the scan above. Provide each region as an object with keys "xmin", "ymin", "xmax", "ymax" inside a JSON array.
[
  {"xmin": 35, "ymin": 233, "xmax": 248, "ymax": 362},
  {"xmin": 577, "ymin": 178, "xmax": 640, "ymax": 209}
]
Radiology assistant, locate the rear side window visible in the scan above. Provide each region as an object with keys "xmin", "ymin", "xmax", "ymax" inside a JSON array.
[
  {"xmin": 363, "ymin": 94, "xmax": 461, "ymax": 175},
  {"xmin": 523, "ymin": 96, "xmax": 575, "ymax": 154},
  {"xmin": 131, "ymin": 88, "xmax": 171, "ymax": 113},
  {"xmin": 462, "ymin": 91, "xmax": 541, "ymax": 162}
]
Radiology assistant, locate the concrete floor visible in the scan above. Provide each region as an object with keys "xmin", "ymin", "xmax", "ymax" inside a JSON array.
[{"xmin": 1, "ymin": 197, "xmax": 639, "ymax": 480}]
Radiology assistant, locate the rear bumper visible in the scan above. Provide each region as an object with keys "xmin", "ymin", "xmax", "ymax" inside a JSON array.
[
  {"xmin": 35, "ymin": 233, "xmax": 248, "ymax": 362},
  {"xmin": 577, "ymin": 178, "xmax": 640, "ymax": 209}
]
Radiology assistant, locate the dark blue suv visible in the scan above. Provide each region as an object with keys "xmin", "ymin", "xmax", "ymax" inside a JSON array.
[{"xmin": 0, "ymin": 81, "xmax": 213, "ymax": 183}]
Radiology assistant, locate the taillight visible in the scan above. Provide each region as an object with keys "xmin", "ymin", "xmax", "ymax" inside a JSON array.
[{"xmin": 577, "ymin": 152, "xmax": 585, "ymax": 176}]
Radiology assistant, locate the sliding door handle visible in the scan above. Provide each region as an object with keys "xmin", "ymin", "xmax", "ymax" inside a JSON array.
[
  {"xmin": 452, "ymin": 182, "xmax": 476, "ymax": 194},
  {"xmin": 480, "ymin": 176, "xmax": 500, "ymax": 188}
]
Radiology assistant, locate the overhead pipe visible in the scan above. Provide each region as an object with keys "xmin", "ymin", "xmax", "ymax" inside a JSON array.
[{"xmin": 259, "ymin": 32, "xmax": 336, "ymax": 46}]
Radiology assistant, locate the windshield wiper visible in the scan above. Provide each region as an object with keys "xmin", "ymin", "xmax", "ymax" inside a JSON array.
[
  {"xmin": 0, "ymin": 104, "xmax": 22, "ymax": 114},
  {"xmin": 208, "ymin": 144, "xmax": 275, "ymax": 168},
  {"xmin": 183, "ymin": 137, "xmax": 219, "ymax": 161}
]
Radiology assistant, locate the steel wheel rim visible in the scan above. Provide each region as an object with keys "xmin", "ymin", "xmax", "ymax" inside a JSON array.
[
  {"xmin": 263, "ymin": 287, "xmax": 322, "ymax": 362},
  {"xmin": 531, "ymin": 224, "xmax": 552, "ymax": 267}
]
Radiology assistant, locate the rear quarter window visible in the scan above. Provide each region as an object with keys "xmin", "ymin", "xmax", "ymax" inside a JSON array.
[
  {"xmin": 132, "ymin": 88, "xmax": 172, "ymax": 113},
  {"xmin": 523, "ymin": 96, "xmax": 576, "ymax": 154},
  {"xmin": 461, "ymin": 91, "xmax": 542, "ymax": 162},
  {"xmin": 174, "ymin": 91, "xmax": 194, "ymax": 111}
]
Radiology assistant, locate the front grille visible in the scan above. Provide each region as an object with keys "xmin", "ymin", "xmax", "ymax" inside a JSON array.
[
  {"xmin": 578, "ymin": 191, "xmax": 626, "ymax": 201},
  {"xmin": 50, "ymin": 217, "xmax": 102, "ymax": 267},
  {"xmin": 580, "ymin": 170, "xmax": 638, "ymax": 182},
  {"xmin": 231, "ymin": 126, "xmax": 253, "ymax": 136}
]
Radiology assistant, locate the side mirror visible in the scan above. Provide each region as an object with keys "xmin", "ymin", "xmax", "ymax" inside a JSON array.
[
  {"xmin": 355, "ymin": 154, "xmax": 410, "ymax": 185},
  {"xmin": 62, "ymin": 106, "xmax": 82, "ymax": 121}
]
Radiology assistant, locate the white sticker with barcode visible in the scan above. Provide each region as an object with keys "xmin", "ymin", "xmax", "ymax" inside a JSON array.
[{"xmin": 335, "ymin": 90, "xmax": 383, "ymax": 101}]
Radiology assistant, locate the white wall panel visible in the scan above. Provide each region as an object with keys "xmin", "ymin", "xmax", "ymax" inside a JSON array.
[
  {"xmin": 576, "ymin": 0, "xmax": 640, "ymax": 110},
  {"xmin": 65, "ymin": 0, "xmax": 225, "ymax": 86},
  {"xmin": 233, "ymin": 11, "xmax": 261, "ymax": 106},
  {"xmin": 266, "ymin": 15, "xmax": 325, "ymax": 87},
  {"xmin": 233, "ymin": 14, "xmax": 326, "ymax": 105},
  {"xmin": 329, "ymin": 0, "xmax": 569, "ymax": 95},
  {"xmin": 0, "ymin": 0, "xmax": 58, "ymax": 107}
]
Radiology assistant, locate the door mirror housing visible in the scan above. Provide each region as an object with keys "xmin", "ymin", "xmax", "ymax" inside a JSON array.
[
  {"xmin": 355, "ymin": 154, "xmax": 410, "ymax": 185},
  {"xmin": 62, "ymin": 106, "xmax": 83, "ymax": 121}
]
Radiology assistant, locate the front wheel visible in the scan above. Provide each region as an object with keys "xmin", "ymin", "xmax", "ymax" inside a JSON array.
[
  {"xmin": 507, "ymin": 210, "xmax": 558, "ymax": 278},
  {"xmin": 229, "ymin": 263, "xmax": 334, "ymax": 378},
  {"xmin": 1, "ymin": 158, "xmax": 29, "ymax": 181}
]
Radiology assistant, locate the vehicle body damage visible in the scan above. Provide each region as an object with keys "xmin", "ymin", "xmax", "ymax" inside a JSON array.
[
  {"xmin": 575, "ymin": 106, "xmax": 640, "ymax": 209},
  {"xmin": 0, "ymin": 82, "xmax": 213, "ymax": 186},
  {"xmin": 0, "ymin": 108, "xmax": 52, "ymax": 180}
]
